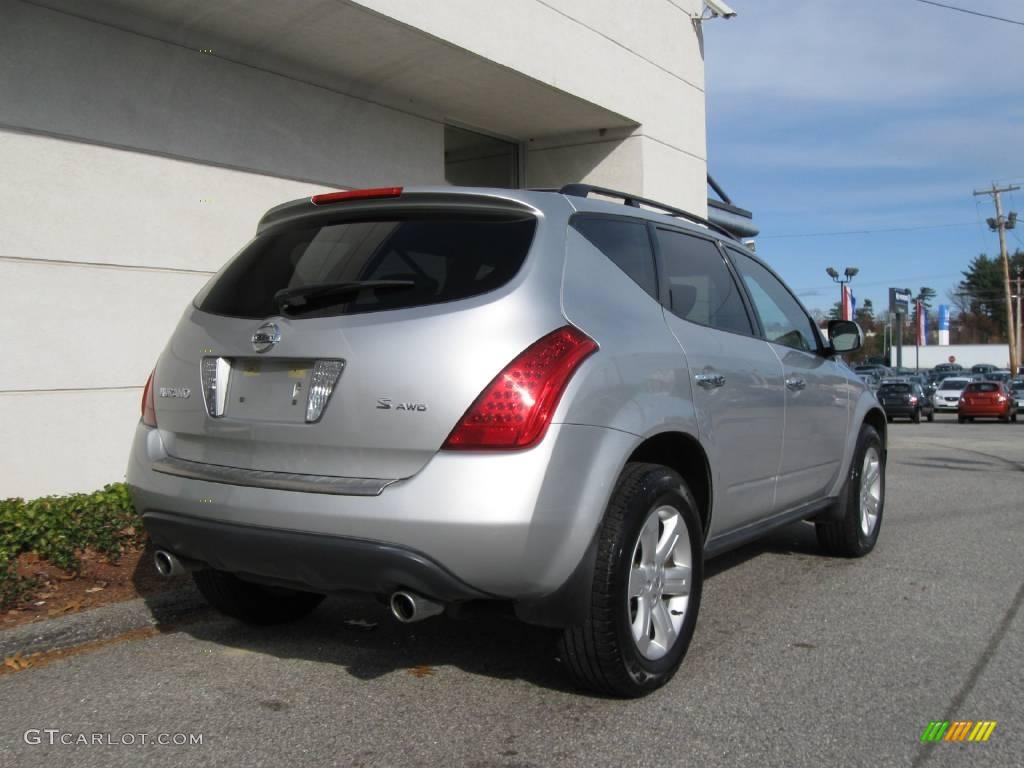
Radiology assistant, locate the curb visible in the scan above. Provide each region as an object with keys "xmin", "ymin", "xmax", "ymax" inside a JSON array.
[{"xmin": 0, "ymin": 584, "xmax": 209, "ymax": 660}]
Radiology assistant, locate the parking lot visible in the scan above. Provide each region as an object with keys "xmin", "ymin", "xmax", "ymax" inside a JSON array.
[{"xmin": 1, "ymin": 414, "xmax": 1021, "ymax": 768}]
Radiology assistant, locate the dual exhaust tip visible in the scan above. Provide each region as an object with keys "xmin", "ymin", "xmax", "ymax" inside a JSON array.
[
  {"xmin": 155, "ymin": 550, "xmax": 444, "ymax": 624},
  {"xmin": 389, "ymin": 590, "xmax": 445, "ymax": 623},
  {"xmin": 153, "ymin": 549, "xmax": 201, "ymax": 578}
]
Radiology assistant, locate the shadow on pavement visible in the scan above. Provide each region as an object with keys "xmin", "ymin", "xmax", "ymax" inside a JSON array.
[{"xmin": 157, "ymin": 521, "xmax": 824, "ymax": 696}]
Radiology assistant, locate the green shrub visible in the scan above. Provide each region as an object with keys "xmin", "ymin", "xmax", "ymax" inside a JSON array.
[{"xmin": 0, "ymin": 483, "xmax": 143, "ymax": 609}]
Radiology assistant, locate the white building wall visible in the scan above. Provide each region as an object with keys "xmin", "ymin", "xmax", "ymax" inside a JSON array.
[{"xmin": 892, "ymin": 345, "xmax": 1014, "ymax": 371}]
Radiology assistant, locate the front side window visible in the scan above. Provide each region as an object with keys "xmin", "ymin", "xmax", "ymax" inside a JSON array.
[
  {"xmin": 655, "ymin": 229, "xmax": 753, "ymax": 335},
  {"xmin": 727, "ymin": 249, "xmax": 819, "ymax": 352}
]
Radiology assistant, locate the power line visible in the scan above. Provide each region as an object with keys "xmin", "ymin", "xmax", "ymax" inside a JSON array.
[
  {"xmin": 760, "ymin": 221, "xmax": 976, "ymax": 239},
  {"xmin": 909, "ymin": 0, "xmax": 1024, "ymax": 27}
]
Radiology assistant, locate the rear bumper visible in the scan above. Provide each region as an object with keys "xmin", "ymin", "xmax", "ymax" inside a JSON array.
[
  {"xmin": 127, "ymin": 421, "xmax": 635, "ymax": 601},
  {"xmin": 143, "ymin": 511, "xmax": 488, "ymax": 601},
  {"xmin": 959, "ymin": 406, "xmax": 1012, "ymax": 418},
  {"xmin": 881, "ymin": 404, "xmax": 919, "ymax": 417},
  {"xmin": 933, "ymin": 401, "xmax": 961, "ymax": 411}
]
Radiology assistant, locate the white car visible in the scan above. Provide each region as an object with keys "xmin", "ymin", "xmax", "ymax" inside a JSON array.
[
  {"xmin": 933, "ymin": 377, "xmax": 973, "ymax": 411},
  {"xmin": 1011, "ymin": 380, "xmax": 1024, "ymax": 409}
]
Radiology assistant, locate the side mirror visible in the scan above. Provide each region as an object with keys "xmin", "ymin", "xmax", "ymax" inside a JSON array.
[{"xmin": 827, "ymin": 319, "xmax": 863, "ymax": 354}]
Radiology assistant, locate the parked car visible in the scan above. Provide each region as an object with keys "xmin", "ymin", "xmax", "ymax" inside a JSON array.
[
  {"xmin": 125, "ymin": 184, "xmax": 886, "ymax": 697},
  {"xmin": 1011, "ymin": 380, "xmax": 1024, "ymax": 410},
  {"xmin": 971, "ymin": 363, "xmax": 998, "ymax": 375},
  {"xmin": 983, "ymin": 370, "xmax": 1012, "ymax": 384},
  {"xmin": 958, "ymin": 382, "xmax": 1018, "ymax": 423},
  {"xmin": 933, "ymin": 376, "xmax": 973, "ymax": 412},
  {"xmin": 932, "ymin": 362, "xmax": 963, "ymax": 373},
  {"xmin": 877, "ymin": 382, "xmax": 934, "ymax": 423}
]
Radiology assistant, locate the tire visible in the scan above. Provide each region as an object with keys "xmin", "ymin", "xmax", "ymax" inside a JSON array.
[
  {"xmin": 927, "ymin": 410, "xmax": 935, "ymax": 422},
  {"xmin": 912, "ymin": 408, "xmax": 921, "ymax": 424},
  {"xmin": 1013, "ymin": 412, "xmax": 1018, "ymax": 423},
  {"xmin": 559, "ymin": 462, "xmax": 703, "ymax": 698},
  {"xmin": 816, "ymin": 424, "xmax": 884, "ymax": 558},
  {"xmin": 958, "ymin": 416, "xmax": 966, "ymax": 424},
  {"xmin": 886, "ymin": 416, "xmax": 893, "ymax": 424},
  {"xmin": 192, "ymin": 569, "xmax": 324, "ymax": 625}
]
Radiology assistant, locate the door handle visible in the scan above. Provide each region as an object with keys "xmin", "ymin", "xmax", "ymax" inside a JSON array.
[
  {"xmin": 785, "ymin": 377, "xmax": 807, "ymax": 391},
  {"xmin": 695, "ymin": 373, "xmax": 726, "ymax": 390}
]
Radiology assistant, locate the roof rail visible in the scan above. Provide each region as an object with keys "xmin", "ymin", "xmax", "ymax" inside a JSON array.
[{"xmin": 558, "ymin": 184, "xmax": 738, "ymax": 241}]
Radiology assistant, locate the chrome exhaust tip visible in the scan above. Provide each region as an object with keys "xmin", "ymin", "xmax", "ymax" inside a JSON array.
[
  {"xmin": 154, "ymin": 549, "xmax": 198, "ymax": 578},
  {"xmin": 390, "ymin": 591, "xmax": 444, "ymax": 623}
]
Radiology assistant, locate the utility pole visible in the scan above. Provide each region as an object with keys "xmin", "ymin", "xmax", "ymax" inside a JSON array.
[
  {"xmin": 973, "ymin": 183, "xmax": 1019, "ymax": 375},
  {"xmin": 1016, "ymin": 266, "xmax": 1022, "ymax": 373}
]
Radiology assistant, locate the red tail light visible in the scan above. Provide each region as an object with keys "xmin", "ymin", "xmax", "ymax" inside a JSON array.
[
  {"xmin": 908, "ymin": 396, "xmax": 918, "ymax": 405},
  {"xmin": 310, "ymin": 187, "xmax": 403, "ymax": 205},
  {"xmin": 141, "ymin": 369, "xmax": 157, "ymax": 427},
  {"xmin": 442, "ymin": 326, "xmax": 598, "ymax": 451}
]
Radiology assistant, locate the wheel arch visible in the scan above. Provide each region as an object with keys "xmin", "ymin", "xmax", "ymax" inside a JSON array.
[
  {"xmin": 626, "ymin": 431, "xmax": 712, "ymax": 539},
  {"xmin": 862, "ymin": 406, "xmax": 888, "ymax": 452}
]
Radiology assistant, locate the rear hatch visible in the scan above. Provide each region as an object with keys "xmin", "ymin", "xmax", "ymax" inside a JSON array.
[
  {"xmin": 962, "ymin": 383, "xmax": 1001, "ymax": 407},
  {"xmin": 878, "ymin": 384, "xmax": 914, "ymax": 407},
  {"xmin": 151, "ymin": 192, "xmax": 560, "ymax": 481}
]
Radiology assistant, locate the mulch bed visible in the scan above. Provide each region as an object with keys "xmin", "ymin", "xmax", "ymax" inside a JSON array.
[{"xmin": 1, "ymin": 541, "xmax": 178, "ymax": 631}]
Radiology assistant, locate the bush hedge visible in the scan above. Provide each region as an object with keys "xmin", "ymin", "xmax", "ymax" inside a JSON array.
[{"xmin": 0, "ymin": 483, "xmax": 143, "ymax": 609}]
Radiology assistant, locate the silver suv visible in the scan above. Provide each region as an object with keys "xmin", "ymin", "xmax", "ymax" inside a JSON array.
[{"xmin": 127, "ymin": 184, "xmax": 886, "ymax": 697}]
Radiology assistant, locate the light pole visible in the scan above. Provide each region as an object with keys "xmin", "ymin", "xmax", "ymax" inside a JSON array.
[{"xmin": 826, "ymin": 266, "xmax": 859, "ymax": 320}]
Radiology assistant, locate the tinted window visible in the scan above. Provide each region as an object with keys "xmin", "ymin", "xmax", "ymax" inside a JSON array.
[
  {"xmin": 967, "ymin": 383, "xmax": 999, "ymax": 393},
  {"xmin": 655, "ymin": 230, "xmax": 753, "ymax": 335},
  {"xmin": 572, "ymin": 217, "xmax": 657, "ymax": 299},
  {"xmin": 1011, "ymin": 382, "xmax": 1024, "ymax": 391},
  {"xmin": 197, "ymin": 214, "xmax": 536, "ymax": 319},
  {"xmin": 880, "ymin": 384, "xmax": 911, "ymax": 394},
  {"xmin": 728, "ymin": 249, "xmax": 819, "ymax": 352},
  {"xmin": 938, "ymin": 380, "xmax": 969, "ymax": 391}
]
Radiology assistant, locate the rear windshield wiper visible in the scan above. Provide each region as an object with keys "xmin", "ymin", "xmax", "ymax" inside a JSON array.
[{"xmin": 274, "ymin": 280, "xmax": 415, "ymax": 313}]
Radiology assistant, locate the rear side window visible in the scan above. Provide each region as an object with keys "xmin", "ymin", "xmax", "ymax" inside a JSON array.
[
  {"xmin": 655, "ymin": 229, "xmax": 753, "ymax": 335},
  {"xmin": 571, "ymin": 217, "xmax": 657, "ymax": 299},
  {"xmin": 968, "ymin": 383, "xmax": 998, "ymax": 393},
  {"xmin": 196, "ymin": 214, "xmax": 536, "ymax": 319}
]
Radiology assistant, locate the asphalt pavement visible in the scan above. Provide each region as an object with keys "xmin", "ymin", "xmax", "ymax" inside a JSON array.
[{"xmin": 1, "ymin": 414, "xmax": 1022, "ymax": 768}]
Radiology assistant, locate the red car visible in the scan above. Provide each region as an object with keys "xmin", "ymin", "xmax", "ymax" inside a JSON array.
[{"xmin": 958, "ymin": 382, "xmax": 1018, "ymax": 423}]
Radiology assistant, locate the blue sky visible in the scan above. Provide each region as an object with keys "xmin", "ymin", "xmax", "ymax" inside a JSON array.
[{"xmin": 703, "ymin": 0, "xmax": 1024, "ymax": 317}]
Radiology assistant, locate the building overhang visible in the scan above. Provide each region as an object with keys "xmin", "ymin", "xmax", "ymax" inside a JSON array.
[{"xmin": 34, "ymin": 0, "xmax": 635, "ymax": 140}]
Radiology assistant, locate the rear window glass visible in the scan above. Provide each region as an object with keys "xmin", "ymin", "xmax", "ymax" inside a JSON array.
[
  {"xmin": 880, "ymin": 384, "xmax": 911, "ymax": 393},
  {"xmin": 967, "ymin": 383, "xmax": 998, "ymax": 393},
  {"xmin": 939, "ymin": 380, "xmax": 969, "ymax": 391},
  {"xmin": 1012, "ymin": 382, "xmax": 1024, "ymax": 391},
  {"xmin": 196, "ymin": 214, "xmax": 536, "ymax": 319}
]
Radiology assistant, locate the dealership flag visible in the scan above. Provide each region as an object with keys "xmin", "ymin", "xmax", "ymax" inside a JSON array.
[
  {"xmin": 842, "ymin": 284, "xmax": 855, "ymax": 321},
  {"xmin": 916, "ymin": 301, "xmax": 927, "ymax": 346}
]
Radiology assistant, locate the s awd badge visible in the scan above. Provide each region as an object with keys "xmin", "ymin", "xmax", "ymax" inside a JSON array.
[{"xmin": 376, "ymin": 398, "xmax": 427, "ymax": 412}]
